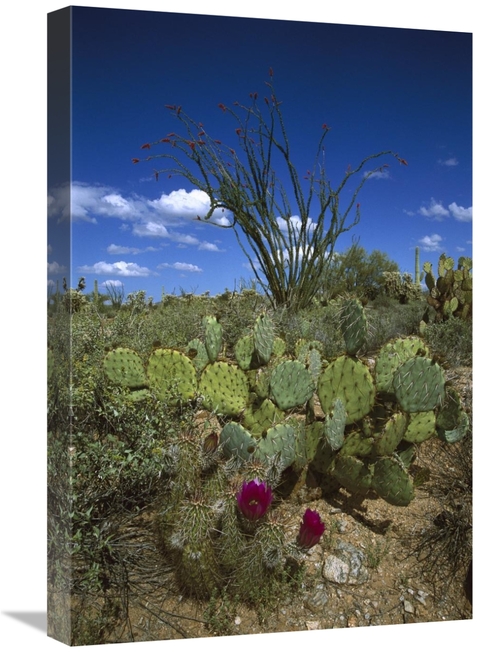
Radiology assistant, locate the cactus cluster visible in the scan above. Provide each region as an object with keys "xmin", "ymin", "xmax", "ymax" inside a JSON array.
[
  {"xmin": 102, "ymin": 299, "xmax": 469, "ymax": 513},
  {"xmin": 423, "ymin": 253, "xmax": 472, "ymax": 321},
  {"xmin": 382, "ymin": 271, "xmax": 422, "ymax": 304},
  {"xmin": 98, "ymin": 297, "xmax": 470, "ymax": 600}
]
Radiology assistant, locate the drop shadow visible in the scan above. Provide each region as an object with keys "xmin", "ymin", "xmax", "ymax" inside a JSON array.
[{"xmin": 2, "ymin": 611, "xmax": 47, "ymax": 633}]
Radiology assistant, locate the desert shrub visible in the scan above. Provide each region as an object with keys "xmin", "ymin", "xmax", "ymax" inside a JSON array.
[
  {"xmin": 408, "ymin": 433, "xmax": 472, "ymax": 601},
  {"xmin": 365, "ymin": 299, "xmax": 426, "ymax": 352},
  {"xmin": 423, "ymin": 317, "xmax": 472, "ymax": 367}
]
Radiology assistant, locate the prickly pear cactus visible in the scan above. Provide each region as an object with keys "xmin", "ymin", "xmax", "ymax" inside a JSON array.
[
  {"xmin": 203, "ymin": 315, "xmax": 223, "ymax": 362},
  {"xmin": 339, "ymin": 297, "xmax": 368, "ymax": 355},
  {"xmin": 331, "ymin": 455, "xmax": 373, "ymax": 496},
  {"xmin": 186, "ymin": 338, "xmax": 210, "ymax": 372},
  {"xmin": 403, "ymin": 411, "xmax": 436, "ymax": 444},
  {"xmin": 317, "ymin": 355, "xmax": 375, "ymax": 424},
  {"xmin": 254, "ymin": 423, "xmax": 296, "ymax": 469},
  {"xmin": 253, "ymin": 312, "xmax": 275, "ymax": 366},
  {"xmin": 269, "ymin": 360, "xmax": 315, "ymax": 411},
  {"xmin": 103, "ymin": 347, "xmax": 148, "ymax": 389},
  {"xmin": 147, "ymin": 348, "xmax": 197, "ymax": 403},
  {"xmin": 243, "ymin": 398, "xmax": 284, "ymax": 437},
  {"xmin": 371, "ymin": 457, "xmax": 415, "ymax": 506},
  {"xmin": 220, "ymin": 422, "xmax": 257, "ymax": 461},
  {"xmin": 371, "ymin": 412, "xmax": 408, "ymax": 457},
  {"xmin": 436, "ymin": 387, "xmax": 470, "ymax": 443},
  {"xmin": 324, "ymin": 398, "xmax": 346, "ymax": 451},
  {"xmin": 393, "ymin": 356, "xmax": 446, "ymax": 413},
  {"xmin": 234, "ymin": 334, "xmax": 256, "ymax": 371},
  {"xmin": 423, "ymin": 253, "xmax": 472, "ymax": 321},
  {"xmin": 199, "ymin": 362, "xmax": 249, "ymax": 417},
  {"xmin": 374, "ymin": 336, "xmax": 429, "ymax": 394}
]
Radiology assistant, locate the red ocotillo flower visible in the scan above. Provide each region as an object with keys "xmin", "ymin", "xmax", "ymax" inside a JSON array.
[
  {"xmin": 218, "ymin": 103, "xmax": 226, "ymax": 112},
  {"xmin": 140, "ymin": 143, "xmax": 151, "ymax": 150},
  {"xmin": 131, "ymin": 158, "xmax": 140, "ymax": 164}
]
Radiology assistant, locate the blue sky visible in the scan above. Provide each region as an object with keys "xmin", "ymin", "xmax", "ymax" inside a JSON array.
[{"xmin": 46, "ymin": 6, "xmax": 472, "ymax": 302}]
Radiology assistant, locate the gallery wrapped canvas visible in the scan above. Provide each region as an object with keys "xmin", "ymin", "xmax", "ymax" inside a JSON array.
[{"xmin": 47, "ymin": 5, "xmax": 472, "ymax": 646}]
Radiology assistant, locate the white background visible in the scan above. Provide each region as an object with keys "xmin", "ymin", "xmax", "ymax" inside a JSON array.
[{"xmin": 1, "ymin": 1, "xmax": 494, "ymax": 650}]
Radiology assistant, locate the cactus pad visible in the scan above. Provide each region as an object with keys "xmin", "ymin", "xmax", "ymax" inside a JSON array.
[
  {"xmin": 372, "ymin": 457, "xmax": 415, "ymax": 506},
  {"xmin": 269, "ymin": 360, "xmax": 315, "ymax": 411},
  {"xmin": 393, "ymin": 357, "xmax": 446, "ymax": 413},
  {"xmin": 103, "ymin": 347, "xmax": 148, "ymax": 389},
  {"xmin": 199, "ymin": 362, "xmax": 249, "ymax": 416},
  {"xmin": 317, "ymin": 355, "xmax": 375, "ymax": 424},
  {"xmin": 147, "ymin": 348, "xmax": 197, "ymax": 402},
  {"xmin": 339, "ymin": 298, "xmax": 367, "ymax": 355}
]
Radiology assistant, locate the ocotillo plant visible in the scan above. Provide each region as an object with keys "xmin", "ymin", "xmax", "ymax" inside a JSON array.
[{"xmin": 132, "ymin": 69, "xmax": 408, "ymax": 311}]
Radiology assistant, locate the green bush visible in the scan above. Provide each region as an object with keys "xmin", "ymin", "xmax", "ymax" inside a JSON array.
[{"xmin": 423, "ymin": 317, "xmax": 472, "ymax": 367}]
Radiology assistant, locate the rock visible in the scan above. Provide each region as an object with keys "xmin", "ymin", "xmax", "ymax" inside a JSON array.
[{"xmin": 323, "ymin": 541, "xmax": 370, "ymax": 585}]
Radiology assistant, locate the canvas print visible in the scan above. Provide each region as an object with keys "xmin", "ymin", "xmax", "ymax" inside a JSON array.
[{"xmin": 47, "ymin": 6, "xmax": 472, "ymax": 646}]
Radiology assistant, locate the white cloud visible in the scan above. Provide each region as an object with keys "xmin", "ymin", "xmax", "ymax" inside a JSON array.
[
  {"xmin": 133, "ymin": 222, "xmax": 170, "ymax": 238},
  {"xmin": 102, "ymin": 279, "xmax": 124, "ymax": 288},
  {"xmin": 159, "ymin": 262, "xmax": 202, "ymax": 272},
  {"xmin": 417, "ymin": 198, "xmax": 472, "ymax": 223},
  {"xmin": 198, "ymin": 241, "xmax": 223, "ymax": 252},
  {"xmin": 438, "ymin": 157, "xmax": 459, "ymax": 166},
  {"xmin": 47, "ymin": 261, "xmax": 67, "ymax": 275},
  {"xmin": 147, "ymin": 189, "xmax": 231, "ymax": 226},
  {"xmin": 277, "ymin": 215, "xmax": 316, "ymax": 233},
  {"xmin": 418, "ymin": 198, "xmax": 449, "ymax": 220},
  {"xmin": 107, "ymin": 244, "xmax": 141, "ymax": 255},
  {"xmin": 418, "ymin": 234, "xmax": 443, "ymax": 252},
  {"xmin": 77, "ymin": 261, "xmax": 152, "ymax": 277},
  {"xmin": 448, "ymin": 202, "xmax": 472, "ymax": 222}
]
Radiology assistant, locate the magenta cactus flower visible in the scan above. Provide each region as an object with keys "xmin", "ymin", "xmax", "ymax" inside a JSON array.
[
  {"xmin": 297, "ymin": 509, "xmax": 325, "ymax": 549},
  {"xmin": 236, "ymin": 479, "xmax": 273, "ymax": 521}
]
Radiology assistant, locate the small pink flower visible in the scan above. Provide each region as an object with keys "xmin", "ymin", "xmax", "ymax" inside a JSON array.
[
  {"xmin": 297, "ymin": 509, "xmax": 325, "ymax": 549},
  {"xmin": 236, "ymin": 479, "xmax": 273, "ymax": 521}
]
